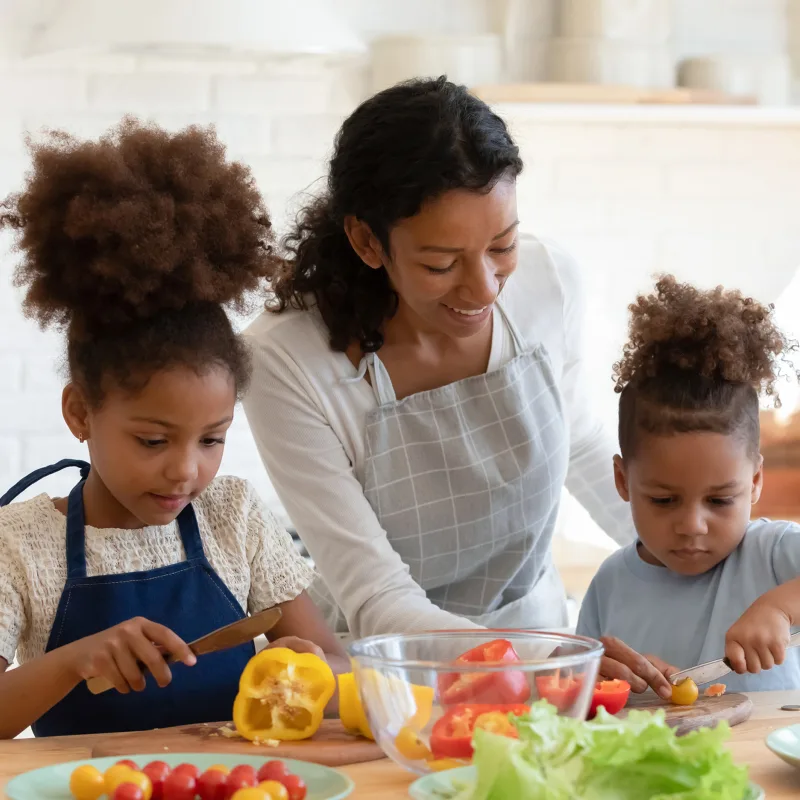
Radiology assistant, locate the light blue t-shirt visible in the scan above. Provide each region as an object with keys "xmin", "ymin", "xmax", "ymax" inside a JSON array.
[{"xmin": 576, "ymin": 518, "xmax": 800, "ymax": 692}]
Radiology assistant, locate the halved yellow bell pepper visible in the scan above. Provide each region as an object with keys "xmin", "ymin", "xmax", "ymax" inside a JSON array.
[
  {"xmin": 337, "ymin": 670, "xmax": 434, "ymax": 740},
  {"xmin": 233, "ymin": 648, "xmax": 335, "ymax": 742}
]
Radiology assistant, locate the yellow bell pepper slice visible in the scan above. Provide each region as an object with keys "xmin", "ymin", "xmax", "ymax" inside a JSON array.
[
  {"xmin": 233, "ymin": 648, "xmax": 335, "ymax": 742},
  {"xmin": 337, "ymin": 670, "xmax": 434, "ymax": 740}
]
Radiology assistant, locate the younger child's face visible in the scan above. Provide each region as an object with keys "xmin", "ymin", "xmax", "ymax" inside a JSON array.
[
  {"xmin": 615, "ymin": 431, "xmax": 763, "ymax": 576},
  {"xmin": 64, "ymin": 365, "xmax": 236, "ymax": 528}
]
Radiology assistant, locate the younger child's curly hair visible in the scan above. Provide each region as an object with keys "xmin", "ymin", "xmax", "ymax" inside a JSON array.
[
  {"xmin": 1, "ymin": 118, "xmax": 276, "ymax": 405},
  {"xmin": 614, "ymin": 275, "xmax": 796, "ymax": 459}
]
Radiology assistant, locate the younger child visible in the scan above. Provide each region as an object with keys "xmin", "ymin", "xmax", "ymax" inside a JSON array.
[
  {"xmin": 0, "ymin": 120, "xmax": 346, "ymax": 738},
  {"xmin": 577, "ymin": 276, "xmax": 800, "ymax": 693}
]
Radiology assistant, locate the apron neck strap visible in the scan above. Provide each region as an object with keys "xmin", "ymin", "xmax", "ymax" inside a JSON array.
[
  {"xmin": 64, "ymin": 480, "xmax": 206, "ymax": 579},
  {"xmin": 0, "ymin": 459, "xmax": 90, "ymax": 507}
]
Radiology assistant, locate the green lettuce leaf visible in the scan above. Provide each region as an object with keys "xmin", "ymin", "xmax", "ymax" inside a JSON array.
[{"xmin": 456, "ymin": 700, "xmax": 748, "ymax": 800}]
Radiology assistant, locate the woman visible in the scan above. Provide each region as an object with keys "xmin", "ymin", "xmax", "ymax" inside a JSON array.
[{"xmin": 244, "ymin": 78, "xmax": 633, "ymax": 643}]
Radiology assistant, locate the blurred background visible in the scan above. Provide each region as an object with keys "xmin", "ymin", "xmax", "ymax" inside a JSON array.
[{"xmin": 3, "ymin": 0, "xmax": 800, "ymax": 608}]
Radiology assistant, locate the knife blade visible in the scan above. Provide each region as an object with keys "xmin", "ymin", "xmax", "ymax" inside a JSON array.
[
  {"xmin": 669, "ymin": 629, "xmax": 800, "ymax": 687},
  {"xmin": 85, "ymin": 606, "xmax": 282, "ymax": 695}
]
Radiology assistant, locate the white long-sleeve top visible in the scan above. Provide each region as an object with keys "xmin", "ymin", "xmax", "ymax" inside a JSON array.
[{"xmin": 243, "ymin": 235, "xmax": 635, "ymax": 638}]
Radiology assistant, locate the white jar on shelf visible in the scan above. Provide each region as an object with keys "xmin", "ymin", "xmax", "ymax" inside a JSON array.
[{"xmin": 555, "ymin": 0, "xmax": 673, "ymax": 44}]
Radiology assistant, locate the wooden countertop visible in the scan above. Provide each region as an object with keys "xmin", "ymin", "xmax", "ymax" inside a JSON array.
[{"xmin": 2, "ymin": 692, "xmax": 800, "ymax": 798}]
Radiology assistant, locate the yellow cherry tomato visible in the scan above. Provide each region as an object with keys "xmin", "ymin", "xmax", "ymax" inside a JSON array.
[
  {"xmin": 671, "ymin": 677, "xmax": 699, "ymax": 706},
  {"xmin": 104, "ymin": 765, "xmax": 136, "ymax": 795},
  {"xmin": 69, "ymin": 764, "xmax": 105, "ymax": 800},
  {"xmin": 231, "ymin": 789, "xmax": 269, "ymax": 800},
  {"xmin": 259, "ymin": 780, "xmax": 290, "ymax": 800},
  {"xmin": 395, "ymin": 727, "xmax": 432, "ymax": 761},
  {"xmin": 119, "ymin": 770, "xmax": 153, "ymax": 800},
  {"xmin": 207, "ymin": 764, "xmax": 230, "ymax": 775}
]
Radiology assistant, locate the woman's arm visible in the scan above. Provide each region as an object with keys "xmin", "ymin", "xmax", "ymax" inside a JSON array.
[
  {"xmin": 243, "ymin": 330, "xmax": 480, "ymax": 640},
  {"xmin": 551, "ymin": 243, "xmax": 637, "ymax": 546}
]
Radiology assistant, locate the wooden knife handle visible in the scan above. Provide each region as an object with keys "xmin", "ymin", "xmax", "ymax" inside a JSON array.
[{"xmin": 86, "ymin": 652, "xmax": 178, "ymax": 695}]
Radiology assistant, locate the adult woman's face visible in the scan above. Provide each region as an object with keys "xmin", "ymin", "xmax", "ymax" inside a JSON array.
[{"xmin": 384, "ymin": 178, "xmax": 519, "ymax": 339}]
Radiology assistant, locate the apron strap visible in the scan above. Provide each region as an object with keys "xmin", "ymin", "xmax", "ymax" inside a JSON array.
[
  {"xmin": 175, "ymin": 503, "xmax": 205, "ymax": 561},
  {"xmin": 495, "ymin": 298, "xmax": 528, "ymax": 356},
  {"xmin": 0, "ymin": 459, "xmax": 90, "ymax": 507}
]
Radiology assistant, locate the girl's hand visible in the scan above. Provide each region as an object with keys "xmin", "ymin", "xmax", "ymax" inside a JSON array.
[
  {"xmin": 599, "ymin": 636, "xmax": 678, "ymax": 700},
  {"xmin": 726, "ymin": 600, "xmax": 791, "ymax": 674},
  {"xmin": 63, "ymin": 617, "xmax": 196, "ymax": 694}
]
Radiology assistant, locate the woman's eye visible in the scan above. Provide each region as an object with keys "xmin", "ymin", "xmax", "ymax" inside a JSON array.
[
  {"xmin": 423, "ymin": 263, "xmax": 456, "ymax": 275},
  {"xmin": 491, "ymin": 241, "xmax": 518, "ymax": 256},
  {"xmin": 202, "ymin": 437, "xmax": 226, "ymax": 447}
]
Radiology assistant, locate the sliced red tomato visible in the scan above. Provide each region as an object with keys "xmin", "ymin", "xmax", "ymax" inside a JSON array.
[
  {"xmin": 588, "ymin": 679, "xmax": 631, "ymax": 718},
  {"xmin": 535, "ymin": 674, "xmax": 582, "ymax": 711},
  {"xmin": 429, "ymin": 703, "xmax": 529, "ymax": 759},
  {"xmin": 438, "ymin": 639, "xmax": 531, "ymax": 706}
]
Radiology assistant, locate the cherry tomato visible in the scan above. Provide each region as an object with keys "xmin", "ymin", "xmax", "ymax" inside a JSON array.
[
  {"xmin": 671, "ymin": 677, "xmax": 699, "ymax": 706},
  {"xmin": 116, "ymin": 760, "xmax": 140, "ymax": 772},
  {"xmin": 117, "ymin": 771, "xmax": 152, "ymax": 800},
  {"xmin": 257, "ymin": 762, "xmax": 288, "ymax": 784},
  {"xmin": 143, "ymin": 762, "xmax": 171, "ymax": 800},
  {"xmin": 105, "ymin": 765, "xmax": 136, "ymax": 796},
  {"xmin": 208, "ymin": 764, "xmax": 231, "ymax": 775},
  {"xmin": 171, "ymin": 763, "xmax": 200, "ymax": 780},
  {"xmin": 231, "ymin": 790, "xmax": 270, "ymax": 800},
  {"xmin": 224, "ymin": 774, "xmax": 257, "ymax": 799},
  {"xmin": 258, "ymin": 781, "xmax": 289, "ymax": 800},
  {"xmin": 229, "ymin": 765, "xmax": 257, "ymax": 786},
  {"xmin": 197, "ymin": 768, "xmax": 229, "ymax": 800},
  {"xmin": 197, "ymin": 767, "xmax": 228, "ymax": 800},
  {"xmin": 279, "ymin": 774, "xmax": 307, "ymax": 800},
  {"xmin": 162, "ymin": 771, "xmax": 197, "ymax": 800},
  {"xmin": 69, "ymin": 764, "xmax": 105, "ymax": 800},
  {"xmin": 114, "ymin": 784, "xmax": 145, "ymax": 800}
]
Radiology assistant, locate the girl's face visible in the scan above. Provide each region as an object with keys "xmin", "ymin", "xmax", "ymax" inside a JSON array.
[
  {"xmin": 349, "ymin": 179, "xmax": 519, "ymax": 340},
  {"xmin": 615, "ymin": 431, "xmax": 763, "ymax": 576},
  {"xmin": 63, "ymin": 365, "xmax": 236, "ymax": 528}
]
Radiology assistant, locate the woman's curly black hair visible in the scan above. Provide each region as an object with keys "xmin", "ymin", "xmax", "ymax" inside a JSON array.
[
  {"xmin": 615, "ymin": 275, "xmax": 797, "ymax": 458},
  {"xmin": 1, "ymin": 118, "xmax": 277, "ymax": 405},
  {"xmin": 267, "ymin": 76, "xmax": 524, "ymax": 353}
]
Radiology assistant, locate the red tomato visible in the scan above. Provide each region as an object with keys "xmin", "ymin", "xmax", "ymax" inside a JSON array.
[
  {"xmin": 535, "ymin": 674, "xmax": 583, "ymax": 711},
  {"xmin": 162, "ymin": 771, "xmax": 196, "ymax": 800},
  {"xmin": 116, "ymin": 760, "xmax": 140, "ymax": 772},
  {"xmin": 587, "ymin": 679, "xmax": 631, "ymax": 719},
  {"xmin": 438, "ymin": 639, "xmax": 531, "ymax": 706},
  {"xmin": 114, "ymin": 784, "xmax": 144, "ymax": 800},
  {"xmin": 279, "ymin": 774, "xmax": 307, "ymax": 800},
  {"xmin": 228, "ymin": 765, "xmax": 257, "ymax": 786},
  {"xmin": 143, "ymin": 761, "xmax": 171, "ymax": 800},
  {"xmin": 197, "ymin": 768, "xmax": 228, "ymax": 800},
  {"xmin": 257, "ymin": 761, "xmax": 288, "ymax": 784},
  {"xmin": 171, "ymin": 764, "xmax": 199, "ymax": 780},
  {"xmin": 224, "ymin": 771, "xmax": 257, "ymax": 799},
  {"xmin": 430, "ymin": 703, "xmax": 529, "ymax": 759}
]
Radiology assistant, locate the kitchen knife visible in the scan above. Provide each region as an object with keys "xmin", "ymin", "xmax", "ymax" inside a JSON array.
[
  {"xmin": 669, "ymin": 630, "xmax": 800, "ymax": 687},
  {"xmin": 85, "ymin": 606, "xmax": 282, "ymax": 695}
]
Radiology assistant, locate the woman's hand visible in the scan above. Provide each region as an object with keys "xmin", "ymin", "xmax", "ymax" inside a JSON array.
[
  {"xmin": 599, "ymin": 636, "xmax": 679, "ymax": 700},
  {"xmin": 64, "ymin": 616, "xmax": 196, "ymax": 694}
]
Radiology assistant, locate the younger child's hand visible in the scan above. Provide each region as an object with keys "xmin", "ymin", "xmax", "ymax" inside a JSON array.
[
  {"xmin": 726, "ymin": 600, "xmax": 791, "ymax": 674},
  {"xmin": 64, "ymin": 616, "xmax": 196, "ymax": 694}
]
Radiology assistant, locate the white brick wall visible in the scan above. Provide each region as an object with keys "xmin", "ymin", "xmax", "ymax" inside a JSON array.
[{"xmin": 1, "ymin": 2, "xmax": 800, "ymax": 544}]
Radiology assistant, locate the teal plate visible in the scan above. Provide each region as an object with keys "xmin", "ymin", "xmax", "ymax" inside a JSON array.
[
  {"xmin": 766, "ymin": 723, "xmax": 800, "ymax": 769},
  {"xmin": 408, "ymin": 766, "xmax": 764, "ymax": 800},
  {"xmin": 5, "ymin": 753, "xmax": 354, "ymax": 800}
]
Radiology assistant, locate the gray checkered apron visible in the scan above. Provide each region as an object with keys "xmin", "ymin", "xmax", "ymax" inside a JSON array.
[{"xmin": 310, "ymin": 300, "xmax": 570, "ymax": 634}]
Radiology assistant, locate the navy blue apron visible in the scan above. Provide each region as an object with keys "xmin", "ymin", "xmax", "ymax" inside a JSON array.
[{"xmin": 0, "ymin": 460, "xmax": 256, "ymax": 737}]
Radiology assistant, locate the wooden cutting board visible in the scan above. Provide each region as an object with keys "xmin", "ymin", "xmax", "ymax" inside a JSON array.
[
  {"xmin": 91, "ymin": 720, "xmax": 384, "ymax": 767},
  {"xmin": 622, "ymin": 692, "xmax": 753, "ymax": 736}
]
